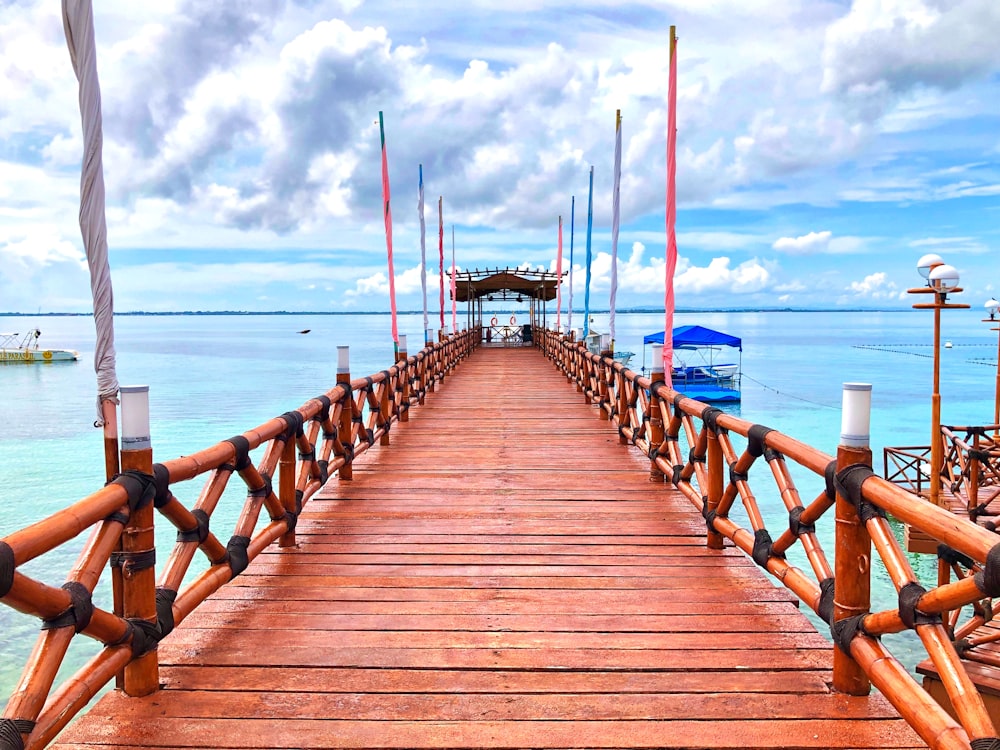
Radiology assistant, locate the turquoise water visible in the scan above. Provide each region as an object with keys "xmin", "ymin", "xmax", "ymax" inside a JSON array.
[{"xmin": 0, "ymin": 309, "xmax": 997, "ymax": 705}]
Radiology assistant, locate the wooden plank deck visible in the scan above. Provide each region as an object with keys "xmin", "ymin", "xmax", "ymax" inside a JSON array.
[{"xmin": 54, "ymin": 346, "xmax": 923, "ymax": 749}]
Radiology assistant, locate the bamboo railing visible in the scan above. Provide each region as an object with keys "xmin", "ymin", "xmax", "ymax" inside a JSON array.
[
  {"xmin": 538, "ymin": 326, "xmax": 1000, "ymax": 750},
  {"xmin": 0, "ymin": 329, "xmax": 478, "ymax": 750}
]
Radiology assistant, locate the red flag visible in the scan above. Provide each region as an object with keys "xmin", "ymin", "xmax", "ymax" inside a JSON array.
[
  {"xmin": 379, "ymin": 111, "xmax": 398, "ymax": 346},
  {"xmin": 663, "ymin": 29, "xmax": 678, "ymax": 373}
]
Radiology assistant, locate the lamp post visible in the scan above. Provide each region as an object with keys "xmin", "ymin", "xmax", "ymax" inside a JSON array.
[
  {"xmin": 908, "ymin": 254, "xmax": 969, "ymax": 508},
  {"xmin": 986, "ymin": 297, "xmax": 1000, "ymax": 434}
]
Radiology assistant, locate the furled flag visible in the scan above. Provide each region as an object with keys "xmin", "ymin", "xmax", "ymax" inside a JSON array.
[
  {"xmin": 379, "ymin": 111, "xmax": 398, "ymax": 349},
  {"xmin": 583, "ymin": 167, "xmax": 594, "ymax": 338},
  {"xmin": 419, "ymin": 165, "xmax": 427, "ymax": 336},
  {"xmin": 609, "ymin": 109, "xmax": 622, "ymax": 351},
  {"xmin": 451, "ymin": 226, "xmax": 458, "ymax": 333},
  {"xmin": 568, "ymin": 196, "xmax": 575, "ymax": 333},
  {"xmin": 663, "ymin": 29, "xmax": 679, "ymax": 373},
  {"xmin": 438, "ymin": 197, "xmax": 445, "ymax": 330},
  {"xmin": 556, "ymin": 216, "xmax": 563, "ymax": 331}
]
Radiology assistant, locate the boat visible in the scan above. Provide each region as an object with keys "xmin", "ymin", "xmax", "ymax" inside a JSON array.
[
  {"xmin": 642, "ymin": 324, "xmax": 741, "ymax": 402},
  {"xmin": 0, "ymin": 329, "xmax": 80, "ymax": 364}
]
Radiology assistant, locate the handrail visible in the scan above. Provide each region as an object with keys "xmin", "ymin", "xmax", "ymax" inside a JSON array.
[
  {"xmin": 0, "ymin": 328, "xmax": 480, "ymax": 749},
  {"xmin": 537, "ymin": 326, "xmax": 1000, "ymax": 750}
]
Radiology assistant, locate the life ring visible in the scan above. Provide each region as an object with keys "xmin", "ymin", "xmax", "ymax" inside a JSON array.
[
  {"xmin": 490, "ymin": 316, "xmax": 498, "ymax": 326},
  {"xmin": 510, "ymin": 315, "xmax": 517, "ymax": 325}
]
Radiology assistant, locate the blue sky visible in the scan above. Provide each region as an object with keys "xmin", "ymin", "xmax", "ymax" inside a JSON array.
[{"xmin": 1, "ymin": 0, "xmax": 998, "ymax": 314}]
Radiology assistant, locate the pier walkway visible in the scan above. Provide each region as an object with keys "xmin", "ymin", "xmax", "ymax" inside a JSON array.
[{"xmin": 53, "ymin": 346, "xmax": 920, "ymax": 749}]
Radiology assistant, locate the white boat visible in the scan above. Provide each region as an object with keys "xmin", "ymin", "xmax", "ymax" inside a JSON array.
[{"xmin": 0, "ymin": 329, "xmax": 79, "ymax": 364}]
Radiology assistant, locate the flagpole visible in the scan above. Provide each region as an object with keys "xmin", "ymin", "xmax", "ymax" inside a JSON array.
[
  {"xmin": 583, "ymin": 166, "xmax": 594, "ymax": 339},
  {"xmin": 663, "ymin": 27, "xmax": 679, "ymax": 373},
  {"xmin": 451, "ymin": 225, "xmax": 458, "ymax": 333},
  {"xmin": 609, "ymin": 109, "xmax": 622, "ymax": 354},
  {"xmin": 556, "ymin": 215, "xmax": 564, "ymax": 332},
  {"xmin": 568, "ymin": 196, "xmax": 575, "ymax": 333},
  {"xmin": 438, "ymin": 196, "xmax": 445, "ymax": 331},
  {"xmin": 419, "ymin": 165, "xmax": 427, "ymax": 338},
  {"xmin": 378, "ymin": 112, "xmax": 398, "ymax": 352}
]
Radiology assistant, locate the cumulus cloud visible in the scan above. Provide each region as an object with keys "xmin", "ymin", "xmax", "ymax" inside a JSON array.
[
  {"xmin": 773, "ymin": 231, "xmax": 832, "ymax": 254},
  {"xmin": 845, "ymin": 271, "xmax": 904, "ymax": 300},
  {"xmin": 821, "ymin": 0, "xmax": 1000, "ymax": 120}
]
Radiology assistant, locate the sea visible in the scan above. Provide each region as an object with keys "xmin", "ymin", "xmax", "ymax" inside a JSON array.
[{"xmin": 1, "ymin": 309, "xmax": 998, "ymax": 708}]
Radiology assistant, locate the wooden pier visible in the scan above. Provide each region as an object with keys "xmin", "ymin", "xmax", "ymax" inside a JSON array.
[{"xmin": 51, "ymin": 347, "xmax": 920, "ymax": 749}]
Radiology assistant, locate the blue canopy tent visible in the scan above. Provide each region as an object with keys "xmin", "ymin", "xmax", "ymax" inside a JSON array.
[{"xmin": 643, "ymin": 325, "xmax": 742, "ymax": 402}]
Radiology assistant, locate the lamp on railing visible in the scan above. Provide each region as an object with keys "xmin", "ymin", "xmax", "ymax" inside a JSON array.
[
  {"xmin": 909, "ymin": 254, "xmax": 969, "ymax": 508},
  {"xmin": 985, "ymin": 297, "xmax": 1000, "ymax": 433}
]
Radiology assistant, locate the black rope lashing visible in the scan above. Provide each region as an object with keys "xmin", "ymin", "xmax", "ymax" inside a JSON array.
[
  {"xmin": 313, "ymin": 395, "xmax": 331, "ymax": 424},
  {"xmin": 788, "ymin": 506, "xmax": 815, "ymax": 537},
  {"xmin": 218, "ymin": 462, "xmax": 236, "ymax": 474},
  {"xmin": 249, "ymin": 473, "xmax": 273, "ymax": 500},
  {"xmin": 672, "ymin": 464, "xmax": 685, "ymax": 485},
  {"xmin": 702, "ymin": 407, "xmax": 724, "ymax": 434},
  {"xmin": 352, "ymin": 414, "xmax": 364, "ymax": 424},
  {"xmin": 974, "ymin": 543, "xmax": 1000, "ymax": 597},
  {"xmin": 152, "ymin": 463, "xmax": 172, "ymax": 509},
  {"xmin": 177, "ymin": 508, "xmax": 210, "ymax": 544},
  {"xmin": 0, "ymin": 718, "xmax": 35, "ymax": 750},
  {"xmin": 835, "ymin": 463, "xmax": 885, "ymax": 523},
  {"xmin": 41, "ymin": 581, "xmax": 94, "ymax": 632},
  {"xmin": 689, "ymin": 448, "xmax": 705, "ymax": 464},
  {"xmin": 971, "ymin": 738, "xmax": 1000, "ymax": 750},
  {"xmin": 898, "ymin": 581, "xmax": 939, "ymax": 628},
  {"xmin": 283, "ymin": 510, "xmax": 298, "ymax": 534},
  {"xmin": 0, "ymin": 541, "xmax": 14, "ymax": 599},
  {"xmin": 227, "ymin": 535, "xmax": 251, "ymax": 579},
  {"xmin": 156, "ymin": 587, "xmax": 177, "ymax": 639},
  {"xmin": 701, "ymin": 501, "xmax": 718, "ymax": 534},
  {"xmin": 831, "ymin": 612, "xmax": 869, "ymax": 655},
  {"xmin": 648, "ymin": 445, "xmax": 659, "ymax": 462},
  {"xmin": 818, "ymin": 577, "xmax": 835, "ymax": 624},
  {"xmin": 322, "ymin": 428, "xmax": 337, "ymax": 441},
  {"xmin": 342, "ymin": 443, "xmax": 355, "ymax": 463},
  {"xmin": 970, "ymin": 448, "xmax": 993, "ymax": 463},
  {"xmin": 105, "ymin": 509, "xmax": 129, "ymax": 526},
  {"xmin": 298, "ymin": 448, "xmax": 316, "ymax": 462},
  {"xmin": 763, "ymin": 447, "xmax": 783, "ymax": 463},
  {"xmin": 938, "ymin": 543, "xmax": 974, "ymax": 569},
  {"xmin": 317, "ymin": 460, "xmax": 329, "ymax": 485},
  {"xmin": 747, "ymin": 424, "xmax": 775, "ymax": 458},
  {"xmin": 224, "ymin": 435, "xmax": 253, "ymax": 471},
  {"xmin": 751, "ymin": 528, "xmax": 784, "ymax": 567},
  {"xmin": 127, "ymin": 617, "xmax": 161, "ymax": 657},
  {"xmin": 109, "ymin": 549, "xmax": 156, "ymax": 574},
  {"xmin": 295, "ymin": 488, "xmax": 304, "ymax": 514},
  {"xmin": 824, "ymin": 459, "xmax": 837, "ymax": 501},
  {"xmin": 366, "ymin": 428, "xmax": 375, "ymax": 445},
  {"xmin": 281, "ymin": 411, "xmax": 305, "ymax": 443},
  {"xmin": 729, "ymin": 461, "xmax": 748, "ymax": 485},
  {"xmin": 108, "ymin": 470, "xmax": 156, "ymax": 512}
]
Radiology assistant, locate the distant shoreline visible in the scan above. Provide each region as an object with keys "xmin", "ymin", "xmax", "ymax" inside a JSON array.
[{"xmin": 0, "ymin": 308, "xmax": 914, "ymax": 317}]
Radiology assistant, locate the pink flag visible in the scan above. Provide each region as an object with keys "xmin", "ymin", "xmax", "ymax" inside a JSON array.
[
  {"xmin": 555, "ymin": 216, "xmax": 563, "ymax": 331},
  {"xmin": 438, "ymin": 197, "xmax": 445, "ymax": 330},
  {"xmin": 663, "ymin": 30, "xmax": 678, "ymax": 373},
  {"xmin": 379, "ymin": 111, "xmax": 398, "ymax": 346},
  {"xmin": 450, "ymin": 225, "xmax": 458, "ymax": 333}
]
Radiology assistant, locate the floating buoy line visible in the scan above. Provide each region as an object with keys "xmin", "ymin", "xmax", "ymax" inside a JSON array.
[{"xmin": 740, "ymin": 373, "xmax": 839, "ymax": 410}]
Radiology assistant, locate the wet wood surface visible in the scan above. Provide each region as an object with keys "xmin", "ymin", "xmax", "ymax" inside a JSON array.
[{"xmin": 55, "ymin": 346, "xmax": 922, "ymax": 749}]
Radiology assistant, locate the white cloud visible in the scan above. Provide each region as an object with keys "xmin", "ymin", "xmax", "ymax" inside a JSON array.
[
  {"xmin": 773, "ymin": 231, "xmax": 832, "ymax": 254},
  {"xmin": 845, "ymin": 271, "xmax": 904, "ymax": 300}
]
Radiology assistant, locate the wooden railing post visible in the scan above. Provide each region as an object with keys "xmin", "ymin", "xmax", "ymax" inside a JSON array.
[
  {"xmin": 705, "ymin": 423, "xmax": 725, "ymax": 550},
  {"xmin": 337, "ymin": 346, "xmax": 353, "ymax": 481},
  {"xmin": 118, "ymin": 385, "xmax": 159, "ymax": 697},
  {"xmin": 426, "ymin": 330, "xmax": 436, "ymax": 394},
  {"xmin": 398, "ymin": 335, "xmax": 410, "ymax": 423},
  {"xmin": 648, "ymin": 344, "xmax": 665, "ymax": 482},
  {"xmin": 833, "ymin": 383, "xmax": 872, "ymax": 695},
  {"xmin": 278, "ymin": 434, "xmax": 296, "ymax": 548}
]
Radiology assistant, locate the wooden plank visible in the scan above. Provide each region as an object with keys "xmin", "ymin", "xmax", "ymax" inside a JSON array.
[{"xmin": 55, "ymin": 346, "xmax": 920, "ymax": 750}]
